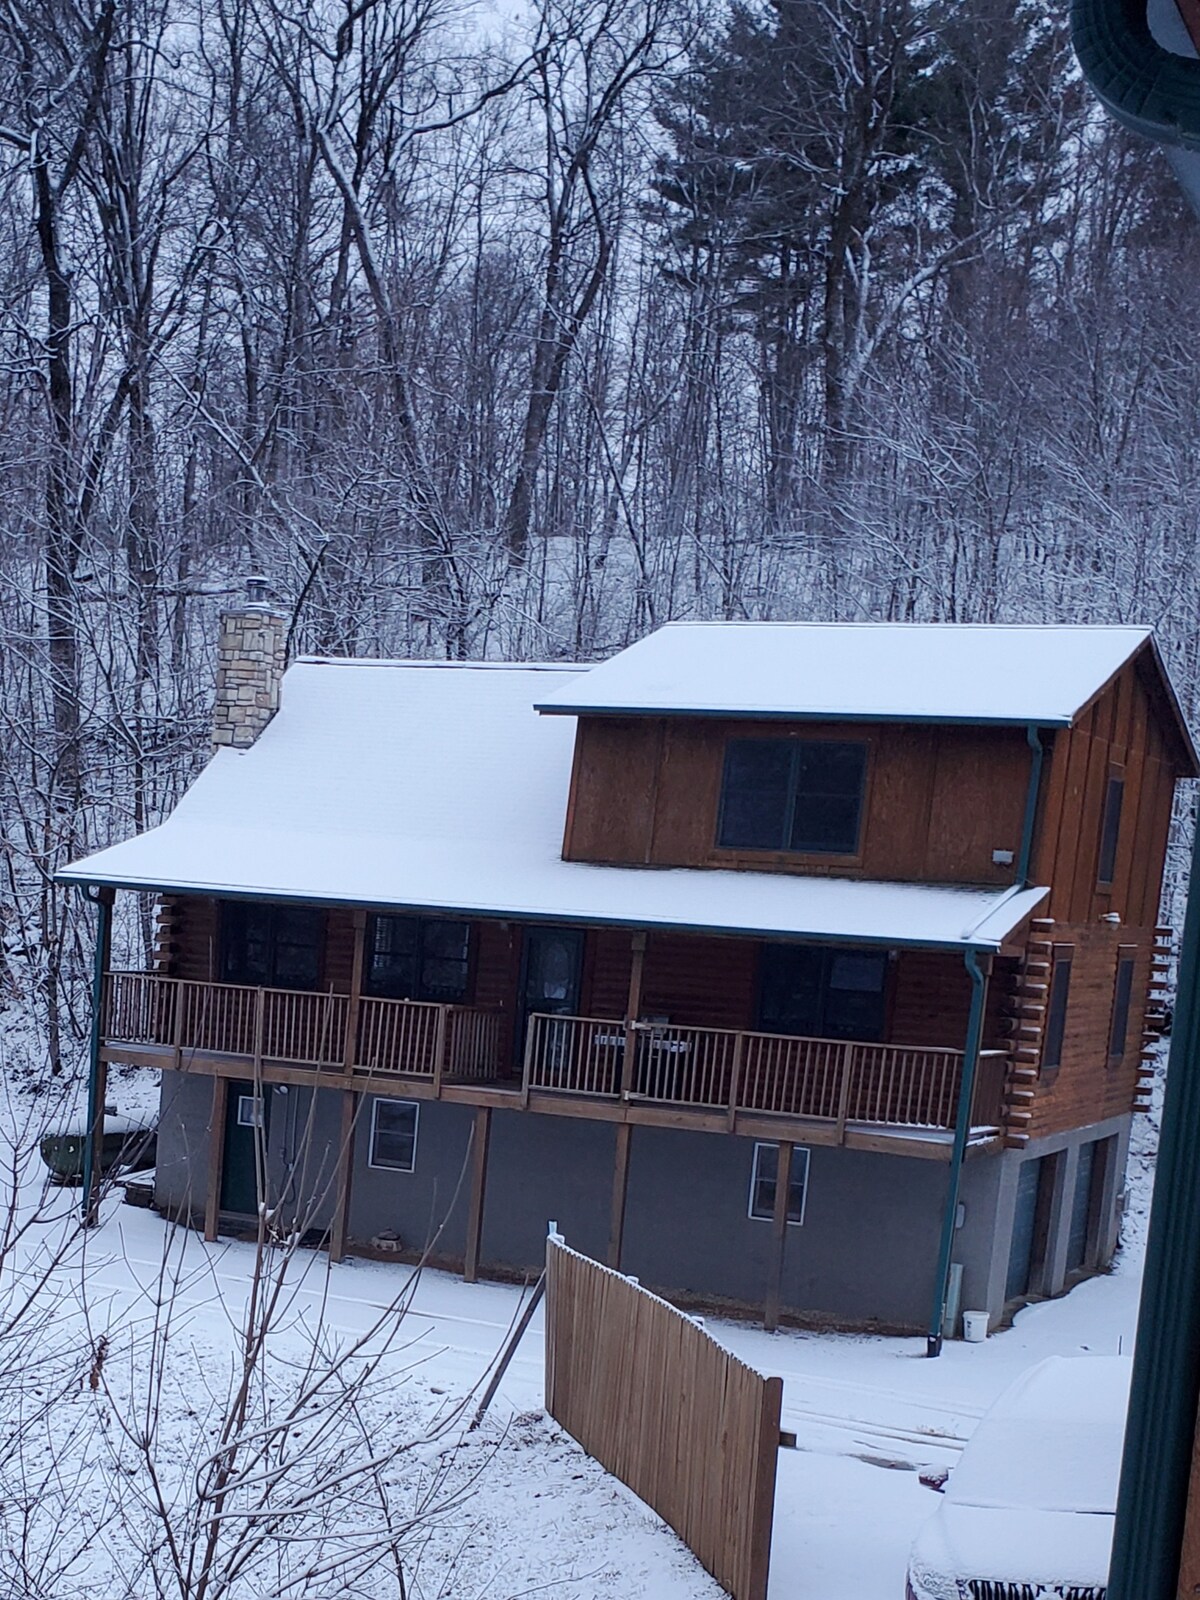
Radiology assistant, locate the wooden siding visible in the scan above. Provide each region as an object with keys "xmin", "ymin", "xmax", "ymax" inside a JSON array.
[
  {"xmin": 564, "ymin": 716, "xmax": 1033, "ymax": 885},
  {"xmin": 1032, "ymin": 655, "xmax": 1183, "ymax": 928},
  {"xmin": 890, "ymin": 950, "xmax": 977, "ymax": 1050},
  {"xmin": 161, "ymin": 904, "xmax": 978, "ymax": 1059},
  {"xmin": 1022, "ymin": 918, "xmax": 1154, "ymax": 1141}
]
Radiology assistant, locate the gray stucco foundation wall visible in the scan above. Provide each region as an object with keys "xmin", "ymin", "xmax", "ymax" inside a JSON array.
[
  {"xmin": 347, "ymin": 1096, "xmax": 476, "ymax": 1258},
  {"xmin": 619, "ymin": 1129, "xmax": 952, "ymax": 1329},
  {"xmin": 154, "ymin": 1071, "xmax": 217, "ymax": 1221},
  {"xmin": 481, "ymin": 1111, "xmax": 616, "ymax": 1268},
  {"xmin": 267, "ymin": 1086, "xmax": 342, "ymax": 1231}
]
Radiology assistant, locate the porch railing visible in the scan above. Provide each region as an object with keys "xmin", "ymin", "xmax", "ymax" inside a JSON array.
[
  {"xmin": 103, "ymin": 973, "xmax": 504, "ymax": 1082},
  {"xmin": 523, "ymin": 1013, "xmax": 1008, "ymax": 1133},
  {"xmin": 103, "ymin": 973, "xmax": 1008, "ymax": 1135}
]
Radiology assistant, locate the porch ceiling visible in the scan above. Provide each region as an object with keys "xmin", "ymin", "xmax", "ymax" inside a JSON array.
[{"xmin": 59, "ymin": 659, "xmax": 1047, "ymax": 951}]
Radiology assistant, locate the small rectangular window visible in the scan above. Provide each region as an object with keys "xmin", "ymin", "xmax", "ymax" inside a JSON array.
[
  {"xmin": 1097, "ymin": 777, "xmax": 1124, "ymax": 886},
  {"xmin": 748, "ymin": 1143, "xmax": 810, "ymax": 1224},
  {"xmin": 718, "ymin": 739, "xmax": 866, "ymax": 856},
  {"xmin": 237, "ymin": 1095, "xmax": 263, "ymax": 1129},
  {"xmin": 368, "ymin": 1100, "xmax": 419, "ymax": 1171},
  {"xmin": 1109, "ymin": 950, "xmax": 1137, "ymax": 1061},
  {"xmin": 1042, "ymin": 946, "xmax": 1073, "ymax": 1077}
]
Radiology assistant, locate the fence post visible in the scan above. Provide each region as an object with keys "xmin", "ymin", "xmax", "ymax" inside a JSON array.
[{"xmin": 747, "ymin": 1375, "xmax": 783, "ymax": 1600}]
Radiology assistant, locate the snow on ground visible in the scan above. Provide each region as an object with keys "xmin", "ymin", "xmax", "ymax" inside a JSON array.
[{"xmin": 5, "ymin": 1059, "xmax": 1159, "ymax": 1599}]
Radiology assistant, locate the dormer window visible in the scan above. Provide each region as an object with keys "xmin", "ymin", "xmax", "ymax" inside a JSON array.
[{"xmin": 717, "ymin": 738, "xmax": 867, "ymax": 855}]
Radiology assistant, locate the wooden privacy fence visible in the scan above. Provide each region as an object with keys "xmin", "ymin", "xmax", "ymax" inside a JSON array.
[{"xmin": 544, "ymin": 1232, "xmax": 782, "ymax": 1600}]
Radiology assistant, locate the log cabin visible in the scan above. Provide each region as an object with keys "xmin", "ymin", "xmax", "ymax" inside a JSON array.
[{"xmin": 60, "ymin": 605, "xmax": 1198, "ymax": 1339}]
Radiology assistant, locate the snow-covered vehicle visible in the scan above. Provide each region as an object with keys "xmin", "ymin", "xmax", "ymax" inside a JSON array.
[
  {"xmin": 40, "ymin": 1112, "xmax": 157, "ymax": 1184},
  {"xmin": 905, "ymin": 1355, "xmax": 1131, "ymax": 1600}
]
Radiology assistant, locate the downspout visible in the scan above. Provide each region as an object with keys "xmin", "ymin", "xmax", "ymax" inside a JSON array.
[
  {"xmin": 1017, "ymin": 725, "xmax": 1044, "ymax": 889},
  {"xmin": 80, "ymin": 884, "xmax": 113, "ymax": 1226},
  {"xmin": 1106, "ymin": 809, "xmax": 1200, "ymax": 1600},
  {"xmin": 927, "ymin": 948, "xmax": 987, "ymax": 1357}
]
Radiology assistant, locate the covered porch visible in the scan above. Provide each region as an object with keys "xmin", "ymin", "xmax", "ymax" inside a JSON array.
[{"xmin": 100, "ymin": 952, "xmax": 1011, "ymax": 1147}]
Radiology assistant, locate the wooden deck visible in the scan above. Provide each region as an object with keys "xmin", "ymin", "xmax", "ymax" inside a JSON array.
[{"xmin": 101, "ymin": 972, "xmax": 1008, "ymax": 1155}]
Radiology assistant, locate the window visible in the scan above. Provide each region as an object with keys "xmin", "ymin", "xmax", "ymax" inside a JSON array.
[
  {"xmin": 221, "ymin": 902, "xmax": 323, "ymax": 989},
  {"xmin": 367, "ymin": 916, "xmax": 470, "ymax": 1002},
  {"xmin": 1108, "ymin": 949, "xmax": 1137, "ymax": 1061},
  {"xmin": 749, "ymin": 1143, "xmax": 810, "ymax": 1224},
  {"xmin": 368, "ymin": 1100, "xmax": 419, "ymax": 1171},
  {"xmin": 758, "ymin": 944, "xmax": 887, "ymax": 1041},
  {"xmin": 1097, "ymin": 776, "xmax": 1124, "ymax": 886},
  {"xmin": 237, "ymin": 1095, "xmax": 263, "ymax": 1129},
  {"xmin": 1041, "ymin": 945, "xmax": 1073, "ymax": 1077},
  {"xmin": 717, "ymin": 739, "xmax": 866, "ymax": 855}
]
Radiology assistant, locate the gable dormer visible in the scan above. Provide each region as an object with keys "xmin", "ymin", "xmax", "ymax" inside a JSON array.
[{"xmin": 537, "ymin": 623, "xmax": 1197, "ymax": 896}]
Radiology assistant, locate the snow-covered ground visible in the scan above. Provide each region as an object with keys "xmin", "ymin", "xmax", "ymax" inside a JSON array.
[{"xmin": 2, "ymin": 1058, "xmax": 1159, "ymax": 1599}]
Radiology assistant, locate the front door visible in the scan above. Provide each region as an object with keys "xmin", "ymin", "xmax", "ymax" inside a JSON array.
[
  {"xmin": 221, "ymin": 1080, "xmax": 271, "ymax": 1216},
  {"xmin": 517, "ymin": 927, "xmax": 584, "ymax": 1065}
]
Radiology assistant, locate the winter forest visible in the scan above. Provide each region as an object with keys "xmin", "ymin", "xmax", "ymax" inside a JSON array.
[
  {"xmin": 0, "ymin": 1, "xmax": 1195, "ymax": 1594},
  {"xmin": 1, "ymin": 0, "xmax": 1198, "ymax": 1079}
]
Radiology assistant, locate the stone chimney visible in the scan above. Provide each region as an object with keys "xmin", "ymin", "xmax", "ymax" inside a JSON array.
[{"xmin": 211, "ymin": 576, "xmax": 287, "ymax": 751}]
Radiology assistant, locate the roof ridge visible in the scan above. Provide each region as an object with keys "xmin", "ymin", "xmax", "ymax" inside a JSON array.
[{"xmin": 293, "ymin": 657, "xmax": 589, "ymax": 672}]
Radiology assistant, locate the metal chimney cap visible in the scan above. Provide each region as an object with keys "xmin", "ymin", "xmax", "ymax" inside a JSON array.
[{"xmin": 244, "ymin": 574, "xmax": 270, "ymax": 608}]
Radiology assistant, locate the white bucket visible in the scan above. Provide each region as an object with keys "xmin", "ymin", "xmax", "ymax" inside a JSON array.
[{"xmin": 962, "ymin": 1309, "xmax": 989, "ymax": 1343}]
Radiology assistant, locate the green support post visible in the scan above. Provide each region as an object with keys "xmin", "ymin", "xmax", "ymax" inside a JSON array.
[
  {"xmin": 927, "ymin": 948, "xmax": 987, "ymax": 1357},
  {"xmin": 81, "ymin": 886, "xmax": 114, "ymax": 1226},
  {"xmin": 1106, "ymin": 813, "xmax": 1200, "ymax": 1600}
]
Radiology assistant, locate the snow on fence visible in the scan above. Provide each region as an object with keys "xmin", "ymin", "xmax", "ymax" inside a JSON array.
[{"xmin": 544, "ymin": 1231, "xmax": 781, "ymax": 1600}]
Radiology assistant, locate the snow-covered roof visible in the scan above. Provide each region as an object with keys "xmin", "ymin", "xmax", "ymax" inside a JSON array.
[
  {"xmin": 535, "ymin": 621, "xmax": 1160, "ymax": 726},
  {"xmin": 60, "ymin": 661, "xmax": 1045, "ymax": 951}
]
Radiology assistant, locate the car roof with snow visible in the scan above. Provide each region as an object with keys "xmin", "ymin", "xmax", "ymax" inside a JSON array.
[{"xmin": 908, "ymin": 1356, "xmax": 1131, "ymax": 1595}]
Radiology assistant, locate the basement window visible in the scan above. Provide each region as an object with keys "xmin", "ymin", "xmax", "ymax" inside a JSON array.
[
  {"xmin": 748, "ymin": 1143, "xmax": 810, "ymax": 1225},
  {"xmin": 368, "ymin": 1100, "xmax": 419, "ymax": 1172},
  {"xmin": 717, "ymin": 739, "xmax": 867, "ymax": 855}
]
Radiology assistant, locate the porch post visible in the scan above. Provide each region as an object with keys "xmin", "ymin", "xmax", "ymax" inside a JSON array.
[
  {"xmin": 607, "ymin": 1122, "xmax": 632, "ymax": 1269},
  {"xmin": 82, "ymin": 886, "xmax": 115, "ymax": 1227},
  {"xmin": 619, "ymin": 931, "xmax": 647, "ymax": 1097},
  {"xmin": 926, "ymin": 949, "xmax": 989, "ymax": 1356},
  {"xmin": 330, "ymin": 910, "xmax": 367, "ymax": 1264},
  {"xmin": 463, "ymin": 1106, "xmax": 492, "ymax": 1282},
  {"xmin": 764, "ymin": 1140, "xmax": 794, "ymax": 1333},
  {"xmin": 204, "ymin": 1075, "xmax": 228, "ymax": 1242}
]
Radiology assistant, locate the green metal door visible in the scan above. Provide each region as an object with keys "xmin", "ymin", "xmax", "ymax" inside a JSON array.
[{"xmin": 221, "ymin": 1080, "xmax": 270, "ymax": 1217}]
